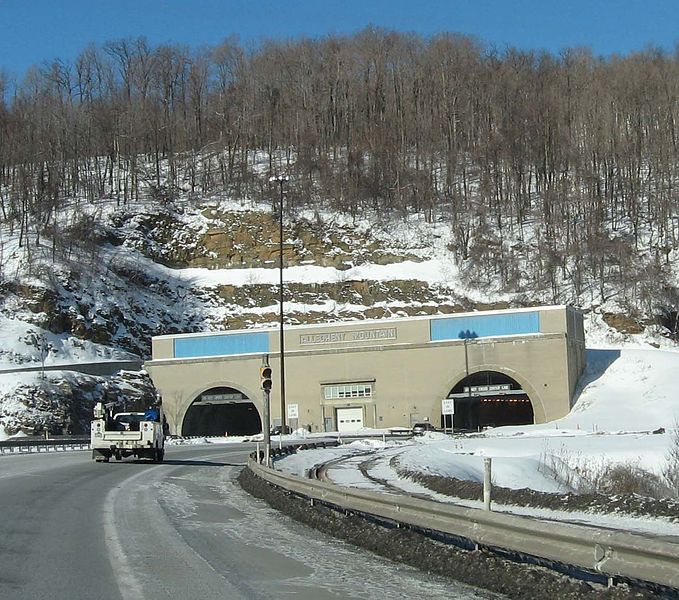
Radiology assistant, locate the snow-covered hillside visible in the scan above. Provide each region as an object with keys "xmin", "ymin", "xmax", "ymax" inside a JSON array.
[{"xmin": 0, "ymin": 193, "xmax": 678, "ymax": 436}]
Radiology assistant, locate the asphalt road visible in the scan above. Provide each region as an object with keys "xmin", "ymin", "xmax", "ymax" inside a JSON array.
[{"xmin": 0, "ymin": 444, "xmax": 494, "ymax": 600}]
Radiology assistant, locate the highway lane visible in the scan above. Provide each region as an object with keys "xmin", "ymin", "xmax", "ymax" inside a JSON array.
[{"xmin": 0, "ymin": 444, "xmax": 496, "ymax": 600}]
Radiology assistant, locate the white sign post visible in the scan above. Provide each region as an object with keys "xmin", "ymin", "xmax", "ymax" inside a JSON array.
[
  {"xmin": 441, "ymin": 399, "xmax": 455, "ymax": 434},
  {"xmin": 287, "ymin": 403, "xmax": 299, "ymax": 431}
]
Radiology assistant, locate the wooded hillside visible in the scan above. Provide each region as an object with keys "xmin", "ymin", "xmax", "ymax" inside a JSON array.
[{"xmin": 1, "ymin": 30, "xmax": 678, "ymax": 330}]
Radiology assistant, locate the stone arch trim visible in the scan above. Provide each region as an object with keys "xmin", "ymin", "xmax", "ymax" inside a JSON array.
[
  {"xmin": 174, "ymin": 380, "xmax": 262, "ymax": 437},
  {"xmin": 432, "ymin": 363, "xmax": 546, "ymax": 423}
]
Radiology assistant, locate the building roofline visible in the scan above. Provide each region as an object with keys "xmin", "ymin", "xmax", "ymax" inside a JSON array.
[
  {"xmin": 153, "ymin": 304, "xmax": 573, "ymax": 341},
  {"xmin": 146, "ymin": 331, "xmax": 560, "ymax": 366}
]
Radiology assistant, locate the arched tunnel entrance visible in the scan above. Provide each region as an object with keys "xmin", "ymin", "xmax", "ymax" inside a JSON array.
[
  {"xmin": 444, "ymin": 371, "xmax": 534, "ymax": 431},
  {"xmin": 182, "ymin": 387, "xmax": 262, "ymax": 437}
]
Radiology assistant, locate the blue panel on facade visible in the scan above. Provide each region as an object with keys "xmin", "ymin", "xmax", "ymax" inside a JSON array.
[
  {"xmin": 430, "ymin": 312, "xmax": 540, "ymax": 341},
  {"xmin": 174, "ymin": 332, "xmax": 270, "ymax": 358}
]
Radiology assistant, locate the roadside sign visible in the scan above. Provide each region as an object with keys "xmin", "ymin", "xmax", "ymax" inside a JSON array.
[
  {"xmin": 287, "ymin": 403, "xmax": 299, "ymax": 419},
  {"xmin": 441, "ymin": 399, "xmax": 455, "ymax": 415}
]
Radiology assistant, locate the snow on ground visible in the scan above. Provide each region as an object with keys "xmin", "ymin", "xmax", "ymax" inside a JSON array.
[
  {"xmin": 272, "ymin": 344, "xmax": 679, "ymax": 537},
  {"xmin": 0, "ymin": 315, "xmax": 136, "ymax": 370},
  {"xmin": 557, "ymin": 348, "xmax": 679, "ymax": 433},
  {"xmin": 273, "ymin": 429, "xmax": 679, "ymax": 537},
  {"xmin": 275, "ymin": 346, "xmax": 679, "ymax": 488},
  {"xmin": 171, "ymin": 259, "xmax": 454, "ymax": 288}
]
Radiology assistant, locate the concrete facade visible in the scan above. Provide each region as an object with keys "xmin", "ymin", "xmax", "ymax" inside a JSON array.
[{"xmin": 145, "ymin": 305, "xmax": 585, "ymax": 435}]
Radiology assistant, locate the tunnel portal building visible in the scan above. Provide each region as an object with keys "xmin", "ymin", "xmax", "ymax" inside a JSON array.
[{"xmin": 145, "ymin": 305, "xmax": 585, "ymax": 437}]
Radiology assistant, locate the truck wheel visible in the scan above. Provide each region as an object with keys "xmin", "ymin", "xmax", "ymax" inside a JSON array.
[{"xmin": 93, "ymin": 450, "xmax": 110, "ymax": 462}]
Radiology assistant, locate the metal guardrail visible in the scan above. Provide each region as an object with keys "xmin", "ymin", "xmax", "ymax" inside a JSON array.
[
  {"xmin": 0, "ymin": 437, "xmax": 90, "ymax": 454},
  {"xmin": 0, "ymin": 359, "xmax": 142, "ymax": 377},
  {"xmin": 248, "ymin": 454, "xmax": 679, "ymax": 591}
]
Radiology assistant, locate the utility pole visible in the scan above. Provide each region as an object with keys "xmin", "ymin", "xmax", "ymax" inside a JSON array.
[
  {"xmin": 269, "ymin": 174, "xmax": 289, "ymax": 430},
  {"xmin": 464, "ymin": 337, "xmax": 471, "ymax": 397}
]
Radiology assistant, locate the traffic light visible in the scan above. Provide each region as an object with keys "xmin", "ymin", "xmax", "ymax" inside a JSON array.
[{"xmin": 260, "ymin": 366, "xmax": 272, "ymax": 391}]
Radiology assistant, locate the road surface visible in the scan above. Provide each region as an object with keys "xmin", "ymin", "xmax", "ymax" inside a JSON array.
[{"xmin": 0, "ymin": 444, "xmax": 496, "ymax": 600}]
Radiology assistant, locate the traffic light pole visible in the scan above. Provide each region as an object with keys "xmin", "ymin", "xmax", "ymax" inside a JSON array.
[
  {"xmin": 261, "ymin": 355, "xmax": 271, "ymax": 467},
  {"xmin": 263, "ymin": 388, "xmax": 271, "ymax": 467}
]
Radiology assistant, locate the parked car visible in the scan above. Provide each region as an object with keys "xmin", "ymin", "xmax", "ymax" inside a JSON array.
[
  {"xmin": 411, "ymin": 422, "xmax": 436, "ymax": 436},
  {"xmin": 270, "ymin": 425, "xmax": 292, "ymax": 436}
]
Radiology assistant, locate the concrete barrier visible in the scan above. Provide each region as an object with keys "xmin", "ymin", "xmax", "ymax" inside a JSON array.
[
  {"xmin": 0, "ymin": 437, "xmax": 90, "ymax": 454},
  {"xmin": 0, "ymin": 360, "xmax": 142, "ymax": 377}
]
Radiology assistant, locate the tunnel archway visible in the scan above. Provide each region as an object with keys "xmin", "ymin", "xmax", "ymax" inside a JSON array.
[
  {"xmin": 182, "ymin": 386, "xmax": 261, "ymax": 437},
  {"xmin": 444, "ymin": 370, "xmax": 534, "ymax": 431}
]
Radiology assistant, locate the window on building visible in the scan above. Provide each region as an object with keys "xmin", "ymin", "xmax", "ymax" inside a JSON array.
[{"xmin": 323, "ymin": 383, "xmax": 373, "ymax": 400}]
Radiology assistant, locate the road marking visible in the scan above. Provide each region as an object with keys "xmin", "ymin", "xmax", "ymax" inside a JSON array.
[
  {"xmin": 102, "ymin": 467, "xmax": 161, "ymax": 600},
  {"xmin": 101, "ymin": 447, "xmax": 252, "ymax": 600}
]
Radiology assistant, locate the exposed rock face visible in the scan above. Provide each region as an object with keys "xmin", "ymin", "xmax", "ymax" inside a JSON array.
[
  {"xmin": 602, "ymin": 312, "xmax": 647, "ymax": 334},
  {"xmin": 114, "ymin": 207, "xmax": 425, "ymax": 271},
  {"xmin": 0, "ymin": 370, "xmax": 157, "ymax": 436}
]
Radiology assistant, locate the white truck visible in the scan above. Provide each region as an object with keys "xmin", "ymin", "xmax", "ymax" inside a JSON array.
[{"xmin": 90, "ymin": 401, "xmax": 165, "ymax": 462}]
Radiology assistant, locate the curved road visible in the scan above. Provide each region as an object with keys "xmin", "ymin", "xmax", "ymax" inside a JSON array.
[{"xmin": 0, "ymin": 445, "xmax": 496, "ymax": 600}]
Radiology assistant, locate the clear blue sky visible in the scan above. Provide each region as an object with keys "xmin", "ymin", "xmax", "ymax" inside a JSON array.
[{"xmin": 1, "ymin": 0, "xmax": 677, "ymax": 79}]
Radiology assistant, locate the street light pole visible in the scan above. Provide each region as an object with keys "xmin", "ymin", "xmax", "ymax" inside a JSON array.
[
  {"xmin": 464, "ymin": 336, "xmax": 472, "ymax": 429},
  {"xmin": 270, "ymin": 174, "xmax": 289, "ymax": 431},
  {"xmin": 464, "ymin": 337, "xmax": 469, "ymax": 382}
]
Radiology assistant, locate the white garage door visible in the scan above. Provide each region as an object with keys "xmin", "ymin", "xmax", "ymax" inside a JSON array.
[{"xmin": 336, "ymin": 407, "xmax": 364, "ymax": 432}]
